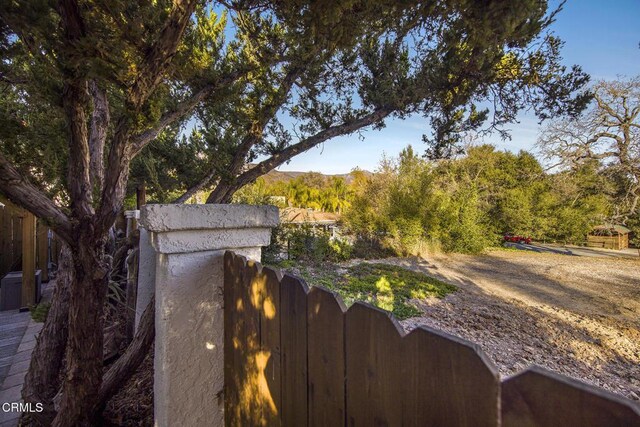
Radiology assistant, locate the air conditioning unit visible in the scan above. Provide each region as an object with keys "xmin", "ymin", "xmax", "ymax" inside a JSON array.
[{"xmin": 0, "ymin": 270, "xmax": 42, "ymax": 311}]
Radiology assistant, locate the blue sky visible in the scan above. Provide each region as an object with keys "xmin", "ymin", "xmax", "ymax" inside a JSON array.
[{"xmin": 275, "ymin": 0, "xmax": 640, "ymax": 174}]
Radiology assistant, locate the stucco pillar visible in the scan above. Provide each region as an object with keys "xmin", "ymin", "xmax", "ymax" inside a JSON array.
[{"xmin": 140, "ymin": 204, "xmax": 279, "ymax": 427}]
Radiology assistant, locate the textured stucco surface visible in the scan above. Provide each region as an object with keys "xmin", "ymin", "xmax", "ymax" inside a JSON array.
[
  {"xmin": 145, "ymin": 204, "xmax": 276, "ymax": 427},
  {"xmin": 140, "ymin": 204, "xmax": 279, "ymax": 232},
  {"xmin": 151, "ymin": 228, "xmax": 272, "ymax": 254}
]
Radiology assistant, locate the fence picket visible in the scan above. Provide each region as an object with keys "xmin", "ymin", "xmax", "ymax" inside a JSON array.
[
  {"xmin": 502, "ymin": 366, "xmax": 640, "ymax": 427},
  {"xmin": 258, "ymin": 266, "xmax": 283, "ymax": 426},
  {"xmin": 346, "ymin": 302, "xmax": 405, "ymax": 427},
  {"xmin": 241, "ymin": 260, "xmax": 266, "ymax": 425},
  {"xmin": 12, "ymin": 212, "xmax": 22, "ymax": 269},
  {"xmin": 307, "ymin": 286, "xmax": 347, "ymax": 427},
  {"xmin": 0, "ymin": 196, "xmax": 23, "ymax": 278},
  {"xmin": 402, "ymin": 326, "xmax": 500, "ymax": 426},
  {"xmin": 224, "ymin": 252, "xmax": 245, "ymax": 426},
  {"xmin": 280, "ymin": 274, "xmax": 309, "ymax": 427}
]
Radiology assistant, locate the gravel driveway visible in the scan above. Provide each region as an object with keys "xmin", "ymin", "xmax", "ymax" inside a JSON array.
[{"xmin": 359, "ymin": 250, "xmax": 640, "ymax": 402}]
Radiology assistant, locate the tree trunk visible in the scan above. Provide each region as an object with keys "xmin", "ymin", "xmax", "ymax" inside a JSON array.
[
  {"xmin": 125, "ymin": 247, "xmax": 139, "ymax": 342},
  {"xmin": 20, "ymin": 243, "xmax": 73, "ymax": 427},
  {"xmin": 96, "ymin": 296, "xmax": 155, "ymax": 411},
  {"xmin": 52, "ymin": 235, "xmax": 109, "ymax": 427}
]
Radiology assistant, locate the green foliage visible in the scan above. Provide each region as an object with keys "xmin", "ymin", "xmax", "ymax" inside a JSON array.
[
  {"xmin": 29, "ymin": 302, "xmax": 51, "ymax": 323},
  {"xmin": 233, "ymin": 178, "xmax": 273, "ymax": 205},
  {"xmin": 237, "ymin": 173, "xmax": 352, "ymax": 213},
  {"xmin": 277, "ymin": 224, "xmax": 353, "ymax": 264},
  {"xmin": 327, "ymin": 238, "xmax": 353, "ymax": 262},
  {"xmin": 351, "ymin": 236, "xmax": 398, "ymax": 259},
  {"xmin": 1, "ymin": 0, "xmax": 592, "ymax": 217},
  {"xmin": 344, "ymin": 144, "xmax": 616, "ymax": 254},
  {"xmin": 288, "ymin": 262, "xmax": 456, "ymax": 320}
]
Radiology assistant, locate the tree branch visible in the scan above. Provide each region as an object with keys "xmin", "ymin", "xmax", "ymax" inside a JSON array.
[
  {"xmin": 89, "ymin": 81, "xmax": 110, "ymax": 193},
  {"xmin": 173, "ymin": 169, "xmax": 218, "ymax": 204},
  {"xmin": 129, "ymin": 0, "xmax": 199, "ymax": 107},
  {"xmin": 95, "ymin": 120, "xmax": 134, "ymax": 236},
  {"xmin": 210, "ymin": 107, "xmax": 393, "ymax": 201},
  {"xmin": 58, "ymin": 0, "xmax": 93, "ymax": 218},
  {"xmin": 96, "ymin": 296, "xmax": 155, "ymax": 411},
  {"xmin": 589, "ymin": 131, "xmax": 623, "ymax": 145},
  {"xmin": 131, "ymin": 85, "xmax": 213, "ymax": 156},
  {"xmin": 206, "ymin": 66, "xmax": 303, "ymax": 203},
  {"xmin": 0, "ymin": 152, "xmax": 73, "ymax": 242},
  {"xmin": 95, "ymin": 0, "xmax": 199, "ymax": 236}
]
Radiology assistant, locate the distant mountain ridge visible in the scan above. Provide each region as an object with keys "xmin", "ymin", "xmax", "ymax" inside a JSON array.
[{"xmin": 258, "ymin": 167, "xmax": 373, "ymax": 185}]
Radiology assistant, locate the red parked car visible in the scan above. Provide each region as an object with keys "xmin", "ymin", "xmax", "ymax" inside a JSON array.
[{"xmin": 503, "ymin": 233, "xmax": 532, "ymax": 244}]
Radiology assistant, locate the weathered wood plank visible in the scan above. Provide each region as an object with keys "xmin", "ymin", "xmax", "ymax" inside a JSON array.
[
  {"xmin": 280, "ymin": 274, "xmax": 309, "ymax": 427},
  {"xmin": 346, "ymin": 302, "xmax": 405, "ymax": 427},
  {"xmin": 21, "ymin": 211, "xmax": 36, "ymax": 306},
  {"xmin": 36, "ymin": 221, "xmax": 49, "ymax": 282},
  {"xmin": 12, "ymin": 211, "xmax": 22, "ymax": 270},
  {"xmin": 238, "ymin": 259, "xmax": 268, "ymax": 426},
  {"xmin": 224, "ymin": 251, "xmax": 244, "ymax": 426},
  {"xmin": 402, "ymin": 326, "xmax": 500, "ymax": 426},
  {"xmin": 50, "ymin": 233, "xmax": 59, "ymax": 266},
  {"xmin": 502, "ymin": 366, "xmax": 640, "ymax": 427},
  {"xmin": 307, "ymin": 286, "xmax": 347, "ymax": 427},
  {"xmin": 260, "ymin": 266, "xmax": 283, "ymax": 426}
]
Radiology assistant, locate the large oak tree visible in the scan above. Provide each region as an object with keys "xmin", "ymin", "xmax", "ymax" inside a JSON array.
[
  {"xmin": 1, "ymin": 0, "xmax": 589, "ymax": 424},
  {"xmin": 539, "ymin": 76, "xmax": 640, "ymax": 222}
]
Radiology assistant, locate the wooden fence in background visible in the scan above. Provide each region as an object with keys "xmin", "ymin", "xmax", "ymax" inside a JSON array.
[
  {"xmin": 223, "ymin": 251, "xmax": 640, "ymax": 427},
  {"xmin": 0, "ymin": 195, "xmax": 55, "ymax": 282}
]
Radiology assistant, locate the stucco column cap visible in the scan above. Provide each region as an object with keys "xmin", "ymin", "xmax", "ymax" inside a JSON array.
[
  {"xmin": 140, "ymin": 204, "xmax": 279, "ymax": 254},
  {"xmin": 140, "ymin": 204, "xmax": 279, "ymax": 232}
]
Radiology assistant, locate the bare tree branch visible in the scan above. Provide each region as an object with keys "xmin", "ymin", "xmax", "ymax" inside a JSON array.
[{"xmin": 538, "ymin": 76, "xmax": 640, "ymax": 224}]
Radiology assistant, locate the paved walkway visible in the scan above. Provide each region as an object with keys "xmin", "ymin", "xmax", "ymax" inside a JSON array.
[
  {"xmin": 0, "ymin": 314, "xmax": 43, "ymax": 427},
  {"xmin": 505, "ymin": 242, "xmax": 639, "ymax": 259},
  {"xmin": 0, "ymin": 311, "xmax": 30, "ymax": 385}
]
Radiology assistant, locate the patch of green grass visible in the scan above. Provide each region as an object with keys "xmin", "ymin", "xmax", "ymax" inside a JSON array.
[
  {"xmin": 29, "ymin": 302, "xmax": 51, "ymax": 323},
  {"xmin": 275, "ymin": 261, "xmax": 456, "ymax": 320}
]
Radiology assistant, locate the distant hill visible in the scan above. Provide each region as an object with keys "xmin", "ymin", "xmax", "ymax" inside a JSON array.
[{"xmin": 259, "ymin": 168, "xmax": 373, "ymax": 185}]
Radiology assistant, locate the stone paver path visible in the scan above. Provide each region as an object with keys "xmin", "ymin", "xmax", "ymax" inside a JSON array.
[
  {"xmin": 0, "ymin": 313, "xmax": 42, "ymax": 427},
  {"xmin": 0, "ymin": 311, "xmax": 30, "ymax": 386}
]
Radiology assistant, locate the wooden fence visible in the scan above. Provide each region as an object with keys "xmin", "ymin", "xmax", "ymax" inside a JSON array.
[
  {"xmin": 0, "ymin": 195, "xmax": 55, "ymax": 282},
  {"xmin": 223, "ymin": 251, "xmax": 640, "ymax": 427}
]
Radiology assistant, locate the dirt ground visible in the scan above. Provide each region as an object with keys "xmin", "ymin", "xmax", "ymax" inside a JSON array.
[{"xmin": 356, "ymin": 249, "xmax": 640, "ymax": 402}]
